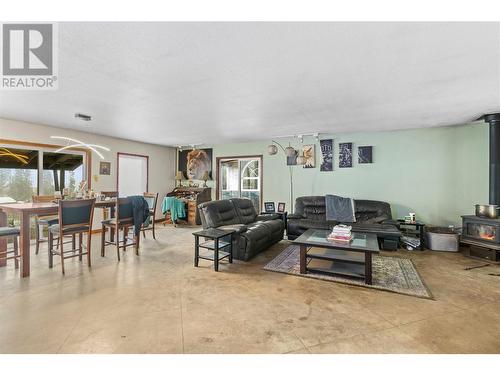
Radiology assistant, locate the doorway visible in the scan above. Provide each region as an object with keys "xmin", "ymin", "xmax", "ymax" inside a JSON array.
[
  {"xmin": 117, "ymin": 152, "xmax": 149, "ymax": 197},
  {"xmin": 216, "ymin": 155, "xmax": 263, "ymax": 211}
]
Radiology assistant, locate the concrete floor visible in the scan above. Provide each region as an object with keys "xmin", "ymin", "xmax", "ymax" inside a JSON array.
[{"xmin": 0, "ymin": 226, "xmax": 499, "ymax": 354}]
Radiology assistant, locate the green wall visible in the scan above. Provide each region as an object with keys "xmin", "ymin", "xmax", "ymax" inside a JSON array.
[{"xmin": 209, "ymin": 123, "xmax": 488, "ymax": 226}]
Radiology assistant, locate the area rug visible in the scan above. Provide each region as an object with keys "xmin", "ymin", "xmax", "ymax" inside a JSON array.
[{"xmin": 263, "ymin": 245, "xmax": 433, "ymax": 299}]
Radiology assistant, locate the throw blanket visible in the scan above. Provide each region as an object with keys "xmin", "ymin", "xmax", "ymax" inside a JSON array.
[
  {"xmin": 325, "ymin": 194, "xmax": 356, "ymax": 223},
  {"xmin": 161, "ymin": 196, "xmax": 186, "ymax": 222},
  {"xmin": 130, "ymin": 196, "xmax": 151, "ymax": 236}
]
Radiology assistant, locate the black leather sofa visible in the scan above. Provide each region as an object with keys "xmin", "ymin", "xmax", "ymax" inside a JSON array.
[
  {"xmin": 287, "ymin": 196, "xmax": 401, "ymax": 250},
  {"xmin": 198, "ymin": 198, "xmax": 285, "ymax": 261}
]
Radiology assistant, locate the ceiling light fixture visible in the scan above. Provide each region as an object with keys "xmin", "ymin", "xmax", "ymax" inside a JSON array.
[
  {"xmin": 177, "ymin": 143, "xmax": 203, "ymax": 151},
  {"xmin": 0, "ymin": 148, "xmax": 29, "ymax": 165},
  {"xmin": 50, "ymin": 136, "xmax": 110, "ymax": 160}
]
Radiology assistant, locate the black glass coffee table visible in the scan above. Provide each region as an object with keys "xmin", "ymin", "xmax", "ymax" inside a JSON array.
[{"xmin": 293, "ymin": 229, "xmax": 380, "ymax": 284}]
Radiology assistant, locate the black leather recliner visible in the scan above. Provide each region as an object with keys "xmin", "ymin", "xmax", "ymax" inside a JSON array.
[
  {"xmin": 287, "ymin": 196, "xmax": 401, "ymax": 250},
  {"xmin": 198, "ymin": 198, "xmax": 284, "ymax": 261}
]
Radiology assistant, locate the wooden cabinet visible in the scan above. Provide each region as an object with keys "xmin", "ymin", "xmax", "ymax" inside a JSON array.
[
  {"xmin": 187, "ymin": 200, "xmax": 197, "ymax": 226},
  {"xmin": 163, "ymin": 186, "xmax": 211, "ymax": 226}
]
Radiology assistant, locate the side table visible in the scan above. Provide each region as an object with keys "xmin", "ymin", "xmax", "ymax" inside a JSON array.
[
  {"xmin": 192, "ymin": 228, "xmax": 235, "ymax": 271},
  {"xmin": 396, "ymin": 219, "xmax": 425, "ymax": 250}
]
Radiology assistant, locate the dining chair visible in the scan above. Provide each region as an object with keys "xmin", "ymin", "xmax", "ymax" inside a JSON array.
[
  {"xmin": 101, "ymin": 197, "xmax": 140, "ymax": 261},
  {"xmin": 141, "ymin": 192, "xmax": 158, "ymax": 239},
  {"xmin": 0, "ymin": 226, "xmax": 20, "ymax": 269},
  {"xmin": 48, "ymin": 198, "xmax": 96, "ymax": 275},
  {"xmin": 101, "ymin": 191, "xmax": 119, "ymax": 242},
  {"xmin": 32, "ymin": 195, "xmax": 63, "ymax": 255}
]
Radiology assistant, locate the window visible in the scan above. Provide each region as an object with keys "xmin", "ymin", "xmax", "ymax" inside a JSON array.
[
  {"xmin": 218, "ymin": 156, "xmax": 262, "ymax": 211},
  {"xmin": 0, "ymin": 145, "xmax": 87, "ymax": 202},
  {"xmin": 0, "ymin": 147, "xmax": 38, "ymax": 203},
  {"xmin": 41, "ymin": 152, "xmax": 84, "ymax": 196}
]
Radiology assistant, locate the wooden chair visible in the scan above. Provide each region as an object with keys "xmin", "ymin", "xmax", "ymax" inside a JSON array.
[
  {"xmin": 33, "ymin": 195, "xmax": 62, "ymax": 255},
  {"xmin": 0, "ymin": 227, "xmax": 20, "ymax": 269},
  {"xmin": 101, "ymin": 191, "xmax": 119, "ymax": 220},
  {"xmin": 101, "ymin": 197, "xmax": 140, "ymax": 261},
  {"xmin": 141, "ymin": 192, "xmax": 158, "ymax": 239},
  {"xmin": 48, "ymin": 198, "xmax": 96, "ymax": 275},
  {"xmin": 101, "ymin": 191, "xmax": 118, "ymax": 242}
]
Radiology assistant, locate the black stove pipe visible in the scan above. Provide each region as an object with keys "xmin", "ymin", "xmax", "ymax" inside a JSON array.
[{"xmin": 484, "ymin": 113, "xmax": 500, "ymax": 205}]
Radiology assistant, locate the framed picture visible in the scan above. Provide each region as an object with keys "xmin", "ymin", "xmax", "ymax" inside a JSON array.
[
  {"xmin": 99, "ymin": 161, "xmax": 111, "ymax": 175},
  {"xmin": 302, "ymin": 144, "xmax": 315, "ymax": 168},
  {"xmin": 277, "ymin": 202, "xmax": 286, "ymax": 213},
  {"xmin": 339, "ymin": 142, "xmax": 353, "ymax": 168},
  {"xmin": 178, "ymin": 148, "xmax": 213, "ymax": 180},
  {"xmin": 264, "ymin": 202, "xmax": 275, "ymax": 213},
  {"xmin": 358, "ymin": 146, "xmax": 373, "ymax": 164},
  {"xmin": 286, "ymin": 149, "xmax": 298, "ymax": 166},
  {"xmin": 320, "ymin": 139, "xmax": 333, "ymax": 171}
]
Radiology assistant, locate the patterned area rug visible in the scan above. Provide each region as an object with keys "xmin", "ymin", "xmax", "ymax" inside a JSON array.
[{"xmin": 263, "ymin": 245, "xmax": 433, "ymax": 299}]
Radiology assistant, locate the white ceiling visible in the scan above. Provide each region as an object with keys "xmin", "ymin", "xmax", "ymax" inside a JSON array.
[{"xmin": 1, "ymin": 22, "xmax": 499, "ymax": 146}]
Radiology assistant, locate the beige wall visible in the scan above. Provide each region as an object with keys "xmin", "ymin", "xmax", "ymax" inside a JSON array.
[{"xmin": 0, "ymin": 118, "xmax": 176, "ymax": 224}]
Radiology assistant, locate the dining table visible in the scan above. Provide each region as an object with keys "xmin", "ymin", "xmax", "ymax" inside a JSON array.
[{"xmin": 0, "ymin": 199, "xmax": 117, "ymax": 277}]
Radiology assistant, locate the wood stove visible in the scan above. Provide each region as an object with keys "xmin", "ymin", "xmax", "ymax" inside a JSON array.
[
  {"xmin": 460, "ymin": 113, "xmax": 500, "ymax": 262},
  {"xmin": 462, "ymin": 216, "xmax": 500, "ymax": 243},
  {"xmin": 461, "ymin": 215, "xmax": 500, "ymax": 261}
]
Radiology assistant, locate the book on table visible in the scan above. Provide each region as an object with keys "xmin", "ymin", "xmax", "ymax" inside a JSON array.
[{"xmin": 328, "ymin": 224, "xmax": 353, "ymax": 242}]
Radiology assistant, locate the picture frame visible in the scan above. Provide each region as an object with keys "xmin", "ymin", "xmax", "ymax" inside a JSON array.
[
  {"xmin": 358, "ymin": 146, "xmax": 373, "ymax": 164},
  {"xmin": 99, "ymin": 161, "xmax": 111, "ymax": 175},
  {"xmin": 320, "ymin": 139, "xmax": 333, "ymax": 171},
  {"xmin": 264, "ymin": 202, "xmax": 275, "ymax": 213},
  {"xmin": 339, "ymin": 142, "xmax": 353, "ymax": 168},
  {"xmin": 277, "ymin": 202, "xmax": 286, "ymax": 213},
  {"xmin": 178, "ymin": 147, "xmax": 213, "ymax": 180},
  {"xmin": 302, "ymin": 144, "xmax": 315, "ymax": 168}
]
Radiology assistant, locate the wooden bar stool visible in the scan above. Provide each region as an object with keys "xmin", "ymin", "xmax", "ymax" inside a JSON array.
[
  {"xmin": 32, "ymin": 195, "xmax": 63, "ymax": 255},
  {"xmin": 48, "ymin": 198, "xmax": 96, "ymax": 275},
  {"xmin": 141, "ymin": 192, "xmax": 158, "ymax": 239},
  {"xmin": 0, "ymin": 227, "xmax": 20, "ymax": 269},
  {"xmin": 101, "ymin": 197, "xmax": 140, "ymax": 261},
  {"xmin": 101, "ymin": 191, "xmax": 118, "ymax": 241}
]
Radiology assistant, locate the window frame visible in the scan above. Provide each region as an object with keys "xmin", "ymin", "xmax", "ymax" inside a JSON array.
[
  {"xmin": 216, "ymin": 155, "xmax": 263, "ymax": 211},
  {"xmin": 0, "ymin": 138, "xmax": 92, "ymax": 198}
]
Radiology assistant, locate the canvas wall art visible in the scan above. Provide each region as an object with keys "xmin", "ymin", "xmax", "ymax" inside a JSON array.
[
  {"xmin": 99, "ymin": 161, "xmax": 111, "ymax": 175},
  {"xmin": 302, "ymin": 144, "xmax": 315, "ymax": 168},
  {"xmin": 358, "ymin": 146, "xmax": 373, "ymax": 164},
  {"xmin": 178, "ymin": 148, "xmax": 213, "ymax": 180},
  {"xmin": 320, "ymin": 139, "xmax": 333, "ymax": 171},
  {"xmin": 286, "ymin": 149, "xmax": 298, "ymax": 166},
  {"xmin": 339, "ymin": 142, "xmax": 352, "ymax": 168}
]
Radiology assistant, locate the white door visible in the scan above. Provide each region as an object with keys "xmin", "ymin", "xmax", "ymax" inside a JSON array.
[
  {"xmin": 218, "ymin": 156, "xmax": 262, "ymax": 211},
  {"xmin": 117, "ymin": 153, "xmax": 148, "ymax": 197}
]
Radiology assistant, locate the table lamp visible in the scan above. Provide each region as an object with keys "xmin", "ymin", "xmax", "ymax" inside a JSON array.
[
  {"xmin": 201, "ymin": 171, "xmax": 211, "ymax": 187},
  {"xmin": 175, "ymin": 171, "xmax": 185, "ymax": 187}
]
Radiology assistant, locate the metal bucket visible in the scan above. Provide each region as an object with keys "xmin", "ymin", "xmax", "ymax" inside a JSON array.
[
  {"xmin": 425, "ymin": 227, "xmax": 460, "ymax": 252},
  {"xmin": 475, "ymin": 204, "xmax": 500, "ymax": 219}
]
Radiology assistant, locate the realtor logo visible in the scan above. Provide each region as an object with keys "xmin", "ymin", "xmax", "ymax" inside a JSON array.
[{"xmin": 1, "ymin": 23, "xmax": 58, "ymax": 89}]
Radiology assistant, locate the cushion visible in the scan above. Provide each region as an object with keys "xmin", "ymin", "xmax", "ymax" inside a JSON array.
[
  {"xmin": 37, "ymin": 217, "xmax": 59, "ymax": 226},
  {"xmin": 0, "ymin": 226, "xmax": 20, "ymax": 236},
  {"xmin": 49, "ymin": 224, "xmax": 90, "ymax": 234},
  {"xmin": 199, "ymin": 200, "xmax": 240, "ymax": 227},
  {"xmin": 255, "ymin": 213, "xmax": 280, "ymax": 221},
  {"xmin": 231, "ymin": 198, "xmax": 258, "ymax": 224},
  {"xmin": 102, "ymin": 218, "xmax": 134, "ymax": 226}
]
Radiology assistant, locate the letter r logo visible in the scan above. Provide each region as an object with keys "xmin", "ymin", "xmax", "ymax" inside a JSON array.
[{"xmin": 2, "ymin": 24, "xmax": 53, "ymax": 75}]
